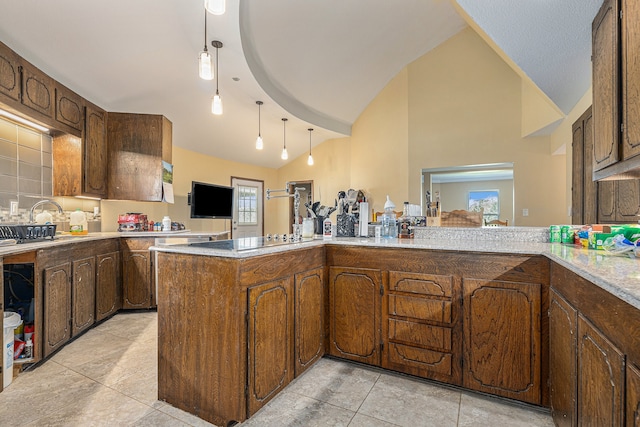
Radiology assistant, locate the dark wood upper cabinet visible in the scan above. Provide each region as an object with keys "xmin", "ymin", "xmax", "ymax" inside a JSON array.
[
  {"xmin": 20, "ymin": 59, "xmax": 54, "ymax": 119},
  {"xmin": 593, "ymin": 0, "xmax": 640, "ymax": 179},
  {"xmin": 621, "ymin": 0, "xmax": 640, "ymax": 161},
  {"xmin": 55, "ymin": 82, "xmax": 84, "ymax": 134},
  {"xmin": 107, "ymin": 112, "xmax": 172, "ymax": 201},
  {"xmin": 572, "ymin": 106, "xmax": 598, "ymax": 225},
  {"xmin": 0, "ymin": 41, "xmax": 21, "ymax": 102},
  {"xmin": 83, "ymin": 103, "xmax": 108, "ymax": 196}
]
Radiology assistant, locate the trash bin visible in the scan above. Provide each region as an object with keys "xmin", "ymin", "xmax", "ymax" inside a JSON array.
[{"xmin": 3, "ymin": 311, "xmax": 23, "ymax": 388}]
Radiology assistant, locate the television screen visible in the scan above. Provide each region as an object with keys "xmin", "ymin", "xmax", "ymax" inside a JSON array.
[{"xmin": 190, "ymin": 181, "xmax": 234, "ymax": 219}]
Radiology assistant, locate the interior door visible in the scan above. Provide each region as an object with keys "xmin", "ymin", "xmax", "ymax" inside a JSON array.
[{"xmin": 231, "ymin": 177, "xmax": 263, "ymax": 238}]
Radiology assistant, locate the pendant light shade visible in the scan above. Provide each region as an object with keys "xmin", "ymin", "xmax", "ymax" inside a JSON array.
[
  {"xmin": 198, "ymin": 9, "xmax": 213, "ymax": 80},
  {"xmin": 211, "ymin": 40, "xmax": 223, "ymax": 115},
  {"xmin": 307, "ymin": 128, "xmax": 314, "ymax": 166},
  {"xmin": 281, "ymin": 118, "xmax": 288, "ymax": 160},
  {"xmin": 204, "ymin": 0, "xmax": 225, "ymax": 15},
  {"xmin": 255, "ymin": 101, "xmax": 264, "ymax": 150}
]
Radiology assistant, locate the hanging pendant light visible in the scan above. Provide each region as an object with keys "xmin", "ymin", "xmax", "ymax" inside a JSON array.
[
  {"xmin": 307, "ymin": 128, "xmax": 314, "ymax": 166},
  {"xmin": 281, "ymin": 118, "xmax": 288, "ymax": 160},
  {"xmin": 204, "ymin": 0, "xmax": 225, "ymax": 15},
  {"xmin": 211, "ymin": 40, "xmax": 223, "ymax": 115},
  {"xmin": 198, "ymin": 9, "xmax": 213, "ymax": 80},
  {"xmin": 255, "ymin": 101, "xmax": 264, "ymax": 150}
]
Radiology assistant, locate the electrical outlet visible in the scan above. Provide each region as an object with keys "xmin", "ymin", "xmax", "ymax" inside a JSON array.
[
  {"xmin": 522, "ymin": 208, "xmax": 529, "ymax": 217},
  {"xmin": 10, "ymin": 201, "xmax": 18, "ymax": 215}
]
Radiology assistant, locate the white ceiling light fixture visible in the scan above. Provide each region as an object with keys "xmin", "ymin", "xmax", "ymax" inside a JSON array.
[
  {"xmin": 198, "ymin": 8, "xmax": 213, "ymax": 80},
  {"xmin": 204, "ymin": 0, "xmax": 225, "ymax": 15},
  {"xmin": 307, "ymin": 128, "xmax": 314, "ymax": 166},
  {"xmin": 211, "ymin": 40, "xmax": 223, "ymax": 115},
  {"xmin": 255, "ymin": 101, "xmax": 264, "ymax": 150},
  {"xmin": 281, "ymin": 118, "xmax": 288, "ymax": 160}
]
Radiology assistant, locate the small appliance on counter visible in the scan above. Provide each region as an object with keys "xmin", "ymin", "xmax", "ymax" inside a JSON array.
[{"xmin": 118, "ymin": 213, "xmax": 148, "ymax": 232}]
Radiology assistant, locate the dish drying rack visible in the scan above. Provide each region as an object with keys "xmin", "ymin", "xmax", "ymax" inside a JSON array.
[{"xmin": 0, "ymin": 224, "xmax": 57, "ymax": 243}]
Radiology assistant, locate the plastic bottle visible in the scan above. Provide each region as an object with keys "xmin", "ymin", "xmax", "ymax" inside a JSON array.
[
  {"xmin": 23, "ymin": 338, "xmax": 33, "ymax": 359},
  {"xmin": 381, "ymin": 195, "xmax": 397, "ymax": 239},
  {"xmin": 69, "ymin": 209, "xmax": 88, "ymax": 235},
  {"xmin": 323, "ymin": 217, "xmax": 332, "ymax": 239},
  {"xmin": 162, "ymin": 216, "xmax": 171, "ymax": 231}
]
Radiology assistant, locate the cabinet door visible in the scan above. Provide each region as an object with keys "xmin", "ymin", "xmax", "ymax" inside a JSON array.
[
  {"xmin": 627, "ymin": 363, "xmax": 640, "ymax": 427},
  {"xmin": 55, "ymin": 83, "xmax": 83, "ymax": 133},
  {"xmin": 598, "ymin": 180, "xmax": 616, "ymax": 222},
  {"xmin": 329, "ymin": 267, "xmax": 381, "ymax": 366},
  {"xmin": 616, "ymin": 179, "xmax": 640, "ymax": 221},
  {"xmin": 84, "ymin": 105, "xmax": 108, "ymax": 197},
  {"xmin": 621, "ymin": 0, "xmax": 640, "ymax": 160},
  {"xmin": 294, "ymin": 267, "xmax": 324, "ymax": 377},
  {"xmin": 583, "ymin": 110, "xmax": 598, "ymax": 224},
  {"xmin": 463, "ymin": 278, "xmax": 541, "ymax": 404},
  {"xmin": 572, "ymin": 115, "xmax": 585, "ymax": 224},
  {"xmin": 247, "ymin": 277, "xmax": 294, "ymax": 416},
  {"xmin": 592, "ymin": 0, "xmax": 620, "ymax": 172},
  {"xmin": 577, "ymin": 314, "xmax": 624, "ymax": 426},
  {"xmin": 71, "ymin": 257, "xmax": 95, "ymax": 336},
  {"xmin": 20, "ymin": 60, "xmax": 54, "ymax": 118},
  {"xmin": 549, "ymin": 289, "xmax": 578, "ymax": 427},
  {"xmin": 0, "ymin": 41, "xmax": 21, "ymax": 102},
  {"xmin": 43, "ymin": 262, "xmax": 72, "ymax": 358},
  {"xmin": 96, "ymin": 251, "xmax": 121, "ymax": 321},
  {"xmin": 122, "ymin": 250, "xmax": 151, "ymax": 309}
]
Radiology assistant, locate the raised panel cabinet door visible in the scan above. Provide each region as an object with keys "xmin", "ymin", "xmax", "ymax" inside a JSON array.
[
  {"xmin": 294, "ymin": 267, "xmax": 324, "ymax": 377},
  {"xmin": 616, "ymin": 179, "xmax": 640, "ymax": 221},
  {"xmin": 55, "ymin": 83, "xmax": 83, "ymax": 133},
  {"xmin": 621, "ymin": 0, "xmax": 640, "ymax": 160},
  {"xmin": 627, "ymin": 363, "xmax": 640, "ymax": 427},
  {"xmin": 572, "ymin": 115, "xmax": 585, "ymax": 224},
  {"xmin": 247, "ymin": 277, "xmax": 294, "ymax": 416},
  {"xmin": 577, "ymin": 314, "xmax": 624, "ymax": 426},
  {"xmin": 43, "ymin": 263, "xmax": 72, "ymax": 358},
  {"xmin": 598, "ymin": 180, "xmax": 616, "ymax": 223},
  {"xmin": 122, "ymin": 250, "xmax": 151, "ymax": 309},
  {"xmin": 20, "ymin": 60, "xmax": 54, "ymax": 118},
  {"xmin": 583, "ymin": 109, "xmax": 598, "ymax": 225},
  {"xmin": 0, "ymin": 41, "xmax": 21, "ymax": 102},
  {"xmin": 84, "ymin": 105, "xmax": 108, "ymax": 196},
  {"xmin": 592, "ymin": 0, "xmax": 620, "ymax": 172},
  {"xmin": 96, "ymin": 251, "xmax": 121, "ymax": 321},
  {"xmin": 329, "ymin": 267, "xmax": 381, "ymax": 366},
  {"xmin": 549, "ymin": 289, "xmax": 578, "ymax": 427},
  {"xmin": 71, "ymin": 257, "xmax": 95, "ymax": 336},
  {"xmin": 463, "ymin": 278, "xmax": 541, "ymax": 404}
]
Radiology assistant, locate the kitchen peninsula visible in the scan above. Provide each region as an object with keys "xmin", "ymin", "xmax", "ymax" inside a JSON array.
[{"xmin": 152, "ymin": 231, "xmax": 640, "ymax": 427}]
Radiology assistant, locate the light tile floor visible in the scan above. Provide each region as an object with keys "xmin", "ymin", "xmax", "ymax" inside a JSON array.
[{"xmin": 0, "ymin": 312, "xmax": 554, "ymax": 426}]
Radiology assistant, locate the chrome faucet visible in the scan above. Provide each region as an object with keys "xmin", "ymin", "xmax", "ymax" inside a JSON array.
[{"xmin": 29, "ymin": 199, "xmax": 63, "ymax": 223}]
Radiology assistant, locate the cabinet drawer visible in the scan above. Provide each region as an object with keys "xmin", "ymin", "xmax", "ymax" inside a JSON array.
[
  {"xmin": 387, "ymin": 342, "xmax": 452, "ymax": 376},
  {"xmin": 388, "ymin": 319, "xmax": 451, "ymax": 351},
  {"xmin": 388, "ymin": 294, "xmax": 452, "ymax": 323},
  {"xmin": 389, "ymin": 271, "xmax": 452, "ymax": 297}
]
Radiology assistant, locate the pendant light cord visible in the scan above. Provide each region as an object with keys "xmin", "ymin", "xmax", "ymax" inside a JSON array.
[{"xmin": 203, "ymin": 9, "xmax": 208, "ymax": 51}]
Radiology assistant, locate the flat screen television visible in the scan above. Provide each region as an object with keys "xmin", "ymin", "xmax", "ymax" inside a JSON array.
[{"xmin": 189, "ymin": 181, "xmax": 234, "ymax": 219}]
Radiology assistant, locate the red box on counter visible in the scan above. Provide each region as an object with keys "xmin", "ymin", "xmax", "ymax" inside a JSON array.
[{"xmin": 118, "ymin": 213, "xmax": 148, "ymax": 224}]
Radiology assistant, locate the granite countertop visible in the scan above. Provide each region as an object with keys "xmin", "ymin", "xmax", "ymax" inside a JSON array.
[{"xmin": 150, "ymin": 236, "xmax": 640, "ymax": 311}]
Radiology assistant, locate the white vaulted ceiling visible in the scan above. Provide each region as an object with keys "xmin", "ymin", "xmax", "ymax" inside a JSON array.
[{"xmin": 0, "ymin": 0, "xmax": 600, "ymax": 168}]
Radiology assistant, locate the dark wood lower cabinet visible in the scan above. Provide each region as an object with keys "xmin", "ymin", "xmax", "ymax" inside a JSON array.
[
  {"xmin": 247, "ymin": 278, "xmax": 294, "ymax": 415},
  {"xmin": 549, "ymin": 289, "xmax": 578, "ymax": 427},
  {"xmin": 627, "ymin": 363, "xmax": 640, "ymax": 427},
  {"xmin": 577, "ymin": 314, "xmax": 625, "ymax": 426},
  {"xmin": 43, "ymin": 262, "xmax": 72, "ymax": 358},
  {"xmin": 463, "ymin": 278, "xmax": 541, "ymax": 405},
  {"xmin": 71, "ymin": 257, "xmax": 95, "ymax": 336},
  {"xmin": 96, "ymin": 251, "xmax": 121, "ymax": 321},
  {"xmin": 294, "ymin": 267, "xmax": 324, "ymax": 376},
  {"xmin": 121, "ymin": 238, "xmax": 153, "ymax": 309},
  {"xmin": 329, "ymin": 266, "xmax": 381, "ymax": 366}
]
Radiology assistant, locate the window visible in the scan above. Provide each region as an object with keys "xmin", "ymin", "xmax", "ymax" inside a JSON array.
[
  {"xmin": 237, "ymin": 185, "xmax": 258, "ymax": 225},
  {"xmin": 468, "ymin": 190, "xmax": 499, "ymax": 222}
]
